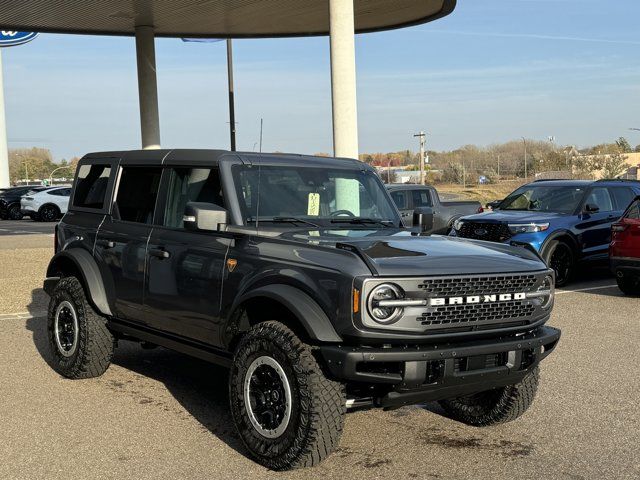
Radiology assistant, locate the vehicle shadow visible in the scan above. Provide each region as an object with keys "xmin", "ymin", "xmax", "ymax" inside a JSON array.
[{"xmin": 24, "ymin": 289, "xmax": 248, "ymax": 459}]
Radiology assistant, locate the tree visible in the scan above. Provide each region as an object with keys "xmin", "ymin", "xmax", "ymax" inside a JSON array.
[
  {"xmin": 616, "ymin": 137, "xmax": 632, "ymax": 153},
  {"xmin": 600, "ymin": 153, "xmax": 629, "ymax": 179}
]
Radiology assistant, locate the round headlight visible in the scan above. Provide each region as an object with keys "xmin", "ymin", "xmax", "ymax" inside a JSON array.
[
  {"xmin": 539, "ymin": 275, "xmax": 555, "ymax": 309},
  {"xmin": 367, "ymin": 283, "xmax": 404, "ymax": 324}
]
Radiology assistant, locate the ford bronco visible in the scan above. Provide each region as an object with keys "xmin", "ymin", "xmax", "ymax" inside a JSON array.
[{"xmin": 44, "ymin": 149, "xmax": 560, "ymax": 470}]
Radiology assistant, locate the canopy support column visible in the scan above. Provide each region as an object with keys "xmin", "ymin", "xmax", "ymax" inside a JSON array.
[
  {"xmin": 329, "ymin": 0, "xmax": 359, "ymax": 160},
  {"xmin": 0, "ymin": 50, "xmax": 9, "ymax": 187},
  {"xmin": 135, "ymin": 26, "xmax": 161, "ymax": 150}
]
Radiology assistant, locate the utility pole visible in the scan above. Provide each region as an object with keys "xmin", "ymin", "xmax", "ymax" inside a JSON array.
[
  {"xmin": 414, "ymin": 131, "xmax": 426, "ymax": 185},
  {"xmin": 522, "ymin": 137, "xmax": 528, "ymax": 179}
]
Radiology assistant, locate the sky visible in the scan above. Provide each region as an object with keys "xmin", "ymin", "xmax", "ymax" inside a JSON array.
[{"xmin": 2, "ymin": 0, "xmax": 639, "ymax": 161}]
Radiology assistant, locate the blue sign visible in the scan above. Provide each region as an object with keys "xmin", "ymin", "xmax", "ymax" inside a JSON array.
[{"xmin": 0, "ymin": 31, "xmax": 38, "ymax": 47}]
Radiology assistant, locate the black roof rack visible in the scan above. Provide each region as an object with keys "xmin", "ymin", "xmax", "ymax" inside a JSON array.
[
  {"xmin": 594, "ymin": 178, "xmax": 640, "ymax": 183},
  {"xmin": 532, "ymin": 178, "xmax": 577, "ymax": 182}
]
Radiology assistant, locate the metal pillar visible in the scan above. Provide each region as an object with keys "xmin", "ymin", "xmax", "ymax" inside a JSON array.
[
  {"xmin": 227, "ymin": 39, "xmax": 236, "ymax": 151},
  {"xmin": 329, "ymin": 0, "xmax": 358, "ymax": 160},
  {"xmin": 0, "ymin": 50, "xmax": 9, "ymax": 187},
  {"xmin": 135, "ymin": 26, "xmax": 161, "ymax": 150}
]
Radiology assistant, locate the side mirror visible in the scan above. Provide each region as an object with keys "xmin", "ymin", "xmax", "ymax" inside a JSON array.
[
  {"xmin": 413, "ymin": 207, "xmax": 434, "ymax": 233},
  {"xmin": 583, "ymin": 203, "xmax": 600, "ymax": 214},
  {"xmin": 183, "ymin": 202, "xmax": 228, "ymax": 231}
]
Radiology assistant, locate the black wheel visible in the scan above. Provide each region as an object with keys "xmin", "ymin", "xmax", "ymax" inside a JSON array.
[
  {"xmin": 229, "ymin": 321, "xmax": 346, "ymax": 470},
  {"xmin": 543, "ymin": 240, "xmax": 574, "ymax": 287},
  {"xmin": 7, "ymin": 203, "xmax": 23, "ymax": 220},
  {"xmin": 38, "ymin": 204, "xmax": 60, "ymax": 222},
  {"xmin": 47, "ymin": 276, "xmax": 115, "ymax": 379},
  {"xmin": 439, "ymin": 367, "xmax": 539, "ymax": 426},
  {"xmin": 616, "ymin": 272, "xmax": 640, "ymax": 296}
]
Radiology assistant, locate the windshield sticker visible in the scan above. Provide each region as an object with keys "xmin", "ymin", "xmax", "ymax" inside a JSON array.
[{"xmin": 307, "ymin": 192, "xmax": 321, "ymax": 216}]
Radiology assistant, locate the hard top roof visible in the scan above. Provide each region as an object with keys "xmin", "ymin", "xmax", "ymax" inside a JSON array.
[{"xmin": 82, "ymin": 149, "xmax": 368, "ymax": 169}]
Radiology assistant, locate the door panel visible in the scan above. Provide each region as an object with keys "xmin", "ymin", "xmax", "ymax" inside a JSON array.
[
  {"xmin": 145, "ymin": 229, "xmax": 230, "ymax": 344},
  {"xmin": 577, "ymin": 187, "xmax": 617, "ymax": 258},
  {"xmin": 143, "ymin": 166, "xmax": 229, "ymax": 346},
  {"xmin": 95, "ymin": 219, "xmax": 152, "ymax": 323},
  {"xmin": 95, "ymin": 165, "xmax": 162, "ymax": 323}
]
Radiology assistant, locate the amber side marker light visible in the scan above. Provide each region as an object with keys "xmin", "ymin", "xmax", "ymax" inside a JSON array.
[{"xmin": 353, "ymin": 288, "xmax": 360, "ymax": 314}]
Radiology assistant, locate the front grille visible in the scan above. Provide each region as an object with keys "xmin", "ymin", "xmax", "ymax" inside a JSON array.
[
  {"xmin": 419, "ymin": 274, "xmax": 537, "ymax": 297},
  {"xmin": 418, "ymin": 301, "xmax": 535, "ymax": 327},
  {"xmin": 360, "ymin": 271, "xmax": 550, "ymax": 335},
  {"xmin": 457, "ymin": 222, "xmax": 511, "ymax": 242}
]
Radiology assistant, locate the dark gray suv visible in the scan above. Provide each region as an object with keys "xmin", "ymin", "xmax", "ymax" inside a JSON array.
[{"xmin": 44, "ymin": 149, "xmax": 560, "ymax": 470}]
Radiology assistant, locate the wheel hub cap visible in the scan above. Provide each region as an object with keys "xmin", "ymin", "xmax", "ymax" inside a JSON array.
[
  {"xmin": 54, "ymin": 301, "xmax": 79, "ymax": 357},
  {"xmin": 244, "ymin": 356, "xmax": 292, "ymax": 438}
]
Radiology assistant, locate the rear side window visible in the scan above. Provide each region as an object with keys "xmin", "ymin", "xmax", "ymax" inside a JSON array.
[
  {"xmin": 73, "ymin": 164, "xmax": 111, "ymax": 209},
  {"xmin": 412, "ymin": 189, "xmax": 432, "ymax": 207},
  {"xmin": 113, "ymin": 167, "xmax": 162, "ymax": 224},
  {"xmin": 610, "ymin": 187, "xmax": 635, "ymax": 211},
  {"xmin": 624, "ymin": 199, "xmax": 640, "ymax": 220}
]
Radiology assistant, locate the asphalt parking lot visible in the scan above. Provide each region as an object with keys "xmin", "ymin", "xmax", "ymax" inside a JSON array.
[
  {"xmin": 0, "ymin": 233, "xmax": 638, "ymax": 480},
  {"xmin": 0, "ymin": 219, "xmax": 56, "ymax": 236}
]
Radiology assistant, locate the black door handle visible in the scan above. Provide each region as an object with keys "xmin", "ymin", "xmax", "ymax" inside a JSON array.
[
  {"xmin": 97, "ymin": 239, "xmax": 115, "ymax": 249},
  {"xmin": 149, "ymin": 248, "xmax": 170, "ymax": 259}
]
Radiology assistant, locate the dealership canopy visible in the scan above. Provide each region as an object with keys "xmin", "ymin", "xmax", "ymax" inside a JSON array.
[{"xmin": 0, "ymin": 0, "xmax": 456, "ymax": 186}]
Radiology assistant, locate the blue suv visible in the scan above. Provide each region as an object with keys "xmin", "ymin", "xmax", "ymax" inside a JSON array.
[{"xmin": 451, "ymin": 179, "xmax": 640, "ymax": 286}]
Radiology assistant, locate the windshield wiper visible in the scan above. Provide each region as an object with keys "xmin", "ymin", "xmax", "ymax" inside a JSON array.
[
  {"xmin": 250, "ymin": 216, "xmax": 321, "ymax": 228},
  {"xmin": 330, "ymin": 218, "xmax": 395, "ymax": 228}
]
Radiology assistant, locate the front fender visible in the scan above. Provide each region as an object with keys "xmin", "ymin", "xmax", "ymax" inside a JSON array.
[
  {"xmin": 229, "ymin": 284, "xmax": 342, "ymax": 343},
  {"xmin": 45, "ymin": 249, "xmax": 112, "ymax": 317}
]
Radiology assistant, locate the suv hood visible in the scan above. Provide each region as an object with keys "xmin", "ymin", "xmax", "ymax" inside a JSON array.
[
  {"xmin": 279, "ymin": 228, "xmax": 545, "ymax": 276},
  {"xmin": 460, "ymin": 210, "xmax": 567, "ymax": 224}
]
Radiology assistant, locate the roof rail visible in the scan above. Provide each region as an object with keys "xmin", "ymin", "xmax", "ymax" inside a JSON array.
[
  {"xmin": 594, "ymin": 178, "xmax": 640, "ymax": 183},
  {"xmin": 531, "ymin": 178, "xmax": 574, "ymax": 182}
]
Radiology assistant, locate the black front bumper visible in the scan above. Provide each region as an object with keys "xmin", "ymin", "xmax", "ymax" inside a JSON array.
[{"xmin": 320, "ymin": 326, "xmax": 560, "ymax": 408}]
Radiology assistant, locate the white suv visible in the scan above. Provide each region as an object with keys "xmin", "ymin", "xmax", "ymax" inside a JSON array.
[{"xmin": 21, "ymin": 186, "xmax": 71, "ymax": 222}]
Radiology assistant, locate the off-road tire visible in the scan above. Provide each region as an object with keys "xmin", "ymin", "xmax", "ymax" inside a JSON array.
[
  {"xmin": 229, "ymin": 321, "xmax": 346, "ymax": 470},
  {"xmin": 439, "ymin": 367, "xmax": 539, "ymax": 426},
  {"xmin": 616, "ymin": 273, "xmax": 640, "ymax": 296},
  {"xmin": 38, "ymin": 204, "xmax": 60, "ymax": 222},
  {"xmin": 542, "ymin": 240, "xmax": 574, "ymax": 287},
  {"xmin": 47, "ymin": 276, "xmax": 115, "ymax": 378}
]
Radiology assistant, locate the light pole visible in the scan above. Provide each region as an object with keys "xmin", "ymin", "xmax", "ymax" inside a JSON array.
[
  {"xmin": 49, "ymin": 165, "xmax": 72, "ymax": 185},
  {"xmin": 413, "ymin": 131, "xmax": 426, "ymax": 185},
  {"xmin": 521, "ymin": 137, "xmax": 528, "ymax": 179}
]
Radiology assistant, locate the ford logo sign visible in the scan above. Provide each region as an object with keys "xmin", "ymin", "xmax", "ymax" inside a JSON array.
[
  {"xmin": 474, "ymin": 228, "xmax": 488, "ymax": 236},
  {"xmin": 0, "ymin": 31, "xmax": 38, "ymax": 47}
]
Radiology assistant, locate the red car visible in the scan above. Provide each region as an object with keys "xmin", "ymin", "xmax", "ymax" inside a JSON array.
[{"xmin": 610, "ymin": 196, "xmax": 640, "ymax": 295}]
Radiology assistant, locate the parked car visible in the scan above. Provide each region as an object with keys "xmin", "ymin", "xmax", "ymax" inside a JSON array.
[
  {"xmin": 386, "ymin": 184, "xmax": 482, "ymax": 233},
  {"xmin": 44, "ymin": 150, "xmax": 559, "ymax": 470},
  {"xmin": 21, "ymin": 186, "xmax": 71, "ymax": 221},
  {"xmin": 610, "ymin": 195, "xmax": 640, "ymax": 295},
  {"xmin": 451, "ymin": 179, "xmax": 640, "ymax": 286},
  {"xmin": 0, "ymin": 185, "xmax": 53, "ymax": 220}
]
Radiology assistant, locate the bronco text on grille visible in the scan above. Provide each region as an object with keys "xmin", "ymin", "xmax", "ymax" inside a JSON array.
[{"xmin": 418, "ymin": 274, "xmax": 545, "ymax": 332}]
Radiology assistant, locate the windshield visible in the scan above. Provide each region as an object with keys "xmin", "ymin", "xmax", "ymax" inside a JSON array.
[
  {"xmin": 500, "ymin": 185, "xmax": 585, "ymax": 213},
  {"xmin": 232, "ymin": 164, "xmax": 399, "ymax": 227}
]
